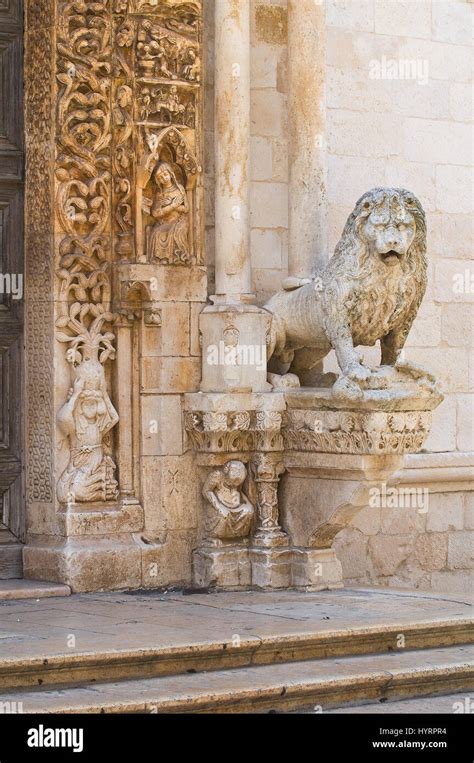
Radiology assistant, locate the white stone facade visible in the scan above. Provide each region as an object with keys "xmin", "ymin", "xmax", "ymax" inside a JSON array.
[{"xmin": 203, "ymin": 0, "xmax": 473, "ymax": 593}]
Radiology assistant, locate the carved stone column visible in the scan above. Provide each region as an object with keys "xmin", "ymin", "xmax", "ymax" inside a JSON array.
[
  {"xmin": 214, "ymin": 0, "xmax": 252, "ymax": 302},
  {"xmin": 199, "ymin": 0, "xmax": 271, "ymax": 394},
  {"xmin": 114, "ymin": 314, "xmax": 135, "ymax": 500},
  {"xmin": 249, "ymin": 450, "xmax": 292, "ymax": 589},
  {"xmin": 185, "ymin": 392, "xmax": 289, "ymax": 589},
  {"xmin": 288, "ymin": 0, "xmax": 328, "ymax": 277},
  {"xmin": 23, "ymin": 0, "xmax": 145, "ymax": 592}
]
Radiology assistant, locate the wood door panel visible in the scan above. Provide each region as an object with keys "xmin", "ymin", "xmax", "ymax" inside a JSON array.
[
  {"xmin": 0, "ymin": 33, "xmax": 23, "ymax": 154},
  {"xmin": 0, "ymin": 187, "xmax": 23, "ymax": 312},
  {"xmin": 0, "ymin": 0, "xmax": 24, "ymax": 552},
  {"xmin": 0, "ymin": 1, "xmax": 21, "ymax": 27}
]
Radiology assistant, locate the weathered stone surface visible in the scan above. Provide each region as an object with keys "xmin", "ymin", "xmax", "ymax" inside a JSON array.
[
  {"xmin": 447, "ymin": 532, "xmax": 474, "ymax": 570},
  {"xmin": 368, "ymin": 535, "xmax": 416, "ymax": 577},
  {"xmin": 465, "ymin": 494, "xmax": 474, "ymax": 531},
  {"xmin": 250, "ymin": 547, "xmax": 292, "ymax": 590},
  {"xmin": 426, "ymin": 494, "xmax": 465, "ymax": 533},
  {"xmin": 415, "ymin": 534, "xmax": 448, "ymax": 572},
  {"xmin": 193, "ymin": 547, "xmax": 251, "ymax": 589},
  {"xmin": 334, "ymin": 528, "xmax": 370, "ymax": 580},
  {"xmin": 291, "ymin": 548, "xmax": 343, "ymax": 591},
  {"xmin": 380, "ymin": 507, "xmax": 426, "ymax": 536}
]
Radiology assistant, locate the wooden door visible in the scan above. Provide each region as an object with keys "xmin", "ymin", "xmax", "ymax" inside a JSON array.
[{"xmin": 0, "ymin": 0, "xmax": 24, "ymax": 578}]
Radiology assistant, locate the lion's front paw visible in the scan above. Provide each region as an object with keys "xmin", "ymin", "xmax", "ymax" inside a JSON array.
[{"xmin": 346, "ymin": 363, "xmax": 372, "ymax": 383}]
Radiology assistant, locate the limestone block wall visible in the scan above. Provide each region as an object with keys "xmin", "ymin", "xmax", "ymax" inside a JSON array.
[
  {"xmin": 325, "ymin": 0, "xmax": 473, "ymax": 454},
  {"xmin": 204, "ymin": 0, "xmax": 472, "ymax": 594},
  {"xmin": 324, "ymin": 0, "xmax": 473, "ymax": 594}
]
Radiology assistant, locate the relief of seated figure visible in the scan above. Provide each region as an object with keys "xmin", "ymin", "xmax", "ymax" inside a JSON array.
[
  {"xmin": 144, "ymin": 160, "xmax": 191, "ymax": 265},
  {"xmin": 202, "ymin": 461, "xmax": 255, "ymax": 544}
]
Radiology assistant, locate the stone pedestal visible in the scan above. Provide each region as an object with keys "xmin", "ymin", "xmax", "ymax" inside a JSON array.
[
  {"xmin": 193, "ymin": 545, "xmax": 251, "ymax": 589},
  {"xmin": 250, "ymin": 547, "xmax": 292, "ymax": 590},
  {"xmin": 186, "ymin": 382, "xmax": 441, "ymax": 592},
  {"xmin": 23, "ymin": 500, "xmax": 144, "ymax": 592},
  {"xmin": 200, "ymin": 304, "xmax": 271, "ymax": 393},
  {"xmin": 291, "ymin": 548, "xmax": 343, "ymax": 591}
]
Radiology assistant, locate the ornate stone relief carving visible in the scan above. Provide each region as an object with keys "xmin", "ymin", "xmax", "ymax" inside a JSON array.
[
  {"xmin": 25, "ymin": 0, "xmax": 56, "ymax": 503},
  {"xmin": 284, "ymin": 409, "xmax": 432, "ymax": 456},
  {"xmin": 52, "ymin": 0, "xmax": 203, "ymax": 504},
  {"xmin": 185, "ymin": 410, "xmax": 284, "ymax": 454},
  {"xmin": 202, "ymin": 461, "xmax": 254, "ymax": 544},
  {"xmin": 55, "ymin": 0, "xmax": 117, "ymax": 505},
  {"xmin": 185, "ymin": 404, "xmax": 434, "ymax": 458},
  {"xmin": 112, "ymin": 1, "xmax": 202, "ymax": 266}
]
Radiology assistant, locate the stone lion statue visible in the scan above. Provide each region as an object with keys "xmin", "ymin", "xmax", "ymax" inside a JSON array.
[{"xmin": 265, "ymin": 187, "xmax": 429, "ymax": 391}]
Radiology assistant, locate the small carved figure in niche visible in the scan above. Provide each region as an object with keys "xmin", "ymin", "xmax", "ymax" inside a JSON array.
[
  {"xmin": 203, "ymin": 461, "xmax": 255, "ymax": 542},
  {"xmin": 140, "ymin": 87, "xmax": 152, "ymax": 120},
  {"xmin": 144, "ymin": 160, "xmax": 191, "ymax": 264},
  {"xmin": 151, "ymin": 34, "xmax": 176, "ymax": 79},
  {"xmin": 164, "ymin": 85, "xmax": 184, "ymax": 122},
  {"xmin": 184, "ymin": 101, "xmax": 196, "ymax": 128},
  {"xmin": 183, "ymin": 48, "xmax": 201, "ymax": 82},
  {"xmin": 57, "ymin": 363, "xmax": 119, "ymax": 504},
  {"xmin": 143, "ymin": 85, "xmax": 185, "ymax": 125}
]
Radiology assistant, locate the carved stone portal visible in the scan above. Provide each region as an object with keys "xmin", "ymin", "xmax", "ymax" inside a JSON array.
[{"xmin": 54, "ymin": 0, "xmax": 203, "ymax": 508}]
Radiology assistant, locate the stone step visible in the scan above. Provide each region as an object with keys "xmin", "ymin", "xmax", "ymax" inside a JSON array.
[
  {"xmin": 4, "ymin": 645, "xmax": 473, "ymax": 714},
  {"xmin": 0, "ymin": 616, "xmax": 472, "ymax": 692},
  {"xmin": 0, "ymin": 580, "xmax": 71, "ymax": 601},
  {"xmin": 324, "ymin": 692, "xmax": 474, "ymax": 714}
]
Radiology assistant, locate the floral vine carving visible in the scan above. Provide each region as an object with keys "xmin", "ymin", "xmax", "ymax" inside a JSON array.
[{"xmin": 55, "ymin": 1, "xmax": 118, "ymax": 505}]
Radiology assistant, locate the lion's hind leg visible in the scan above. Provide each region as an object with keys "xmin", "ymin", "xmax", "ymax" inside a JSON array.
[{"xmin": 289, "ymin": 346, "xmax": 333, "ymax": 388}]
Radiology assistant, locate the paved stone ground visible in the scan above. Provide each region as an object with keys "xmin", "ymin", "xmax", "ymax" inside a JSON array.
[{"xmin": 0, "ymin": 586, "xmax": 471, "ymax": 660}]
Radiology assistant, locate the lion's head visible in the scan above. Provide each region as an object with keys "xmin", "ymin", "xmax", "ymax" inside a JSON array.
[
  {"xmin": 322, "ymin": 188, "xmax": 428, "ymax": 347},
  {"xmin": 330, "ymin": 187, "xmax": 427, "ymax": 278}
]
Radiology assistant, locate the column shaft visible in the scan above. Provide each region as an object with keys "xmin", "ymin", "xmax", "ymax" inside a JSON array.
[
  {"xmin": 214, "ymin": 0, "xmax": 252, "ymax": 302},
  {"xmin": 288, "ymin": 0, "xmax": 328, "ymax": 277},
  {"xmin": 115, "ymin": 319, "xmax": 134, "ymax": 497}
]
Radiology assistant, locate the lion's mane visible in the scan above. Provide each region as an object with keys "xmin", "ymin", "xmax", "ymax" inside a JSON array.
[{"xmin": 322, "ymin": 187, "xmax": 427, "ymax": 347}]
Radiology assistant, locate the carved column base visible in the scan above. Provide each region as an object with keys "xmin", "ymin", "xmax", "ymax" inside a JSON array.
[
  {"xmin": 252, "ymin": 528, "xmax": 289, "ymax": 548},
  {"xmin": 249, "ymin": 547, "xmax": 292, "ymax": 590},
  {"xmin": 193, "ymin": 545, "xmax": 251, "ymax": 589},
  {"xmin": 291, "ymin": 548, "xmax": 343, "ymax": 591}
]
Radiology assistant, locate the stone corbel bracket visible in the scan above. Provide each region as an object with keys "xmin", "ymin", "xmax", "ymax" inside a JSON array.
[
  {"xmin": 282, "ymin": 387, "xmax": 442, "ymax": 551},
  {"xmin": 185, "ymin": 383, "xmax": 442, "ymax": 591}
]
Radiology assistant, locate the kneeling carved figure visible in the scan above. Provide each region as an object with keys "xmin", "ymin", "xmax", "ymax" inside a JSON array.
[{"xmin": 265, "ymin": 187, "xmax": 429, "ymax": 390}]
